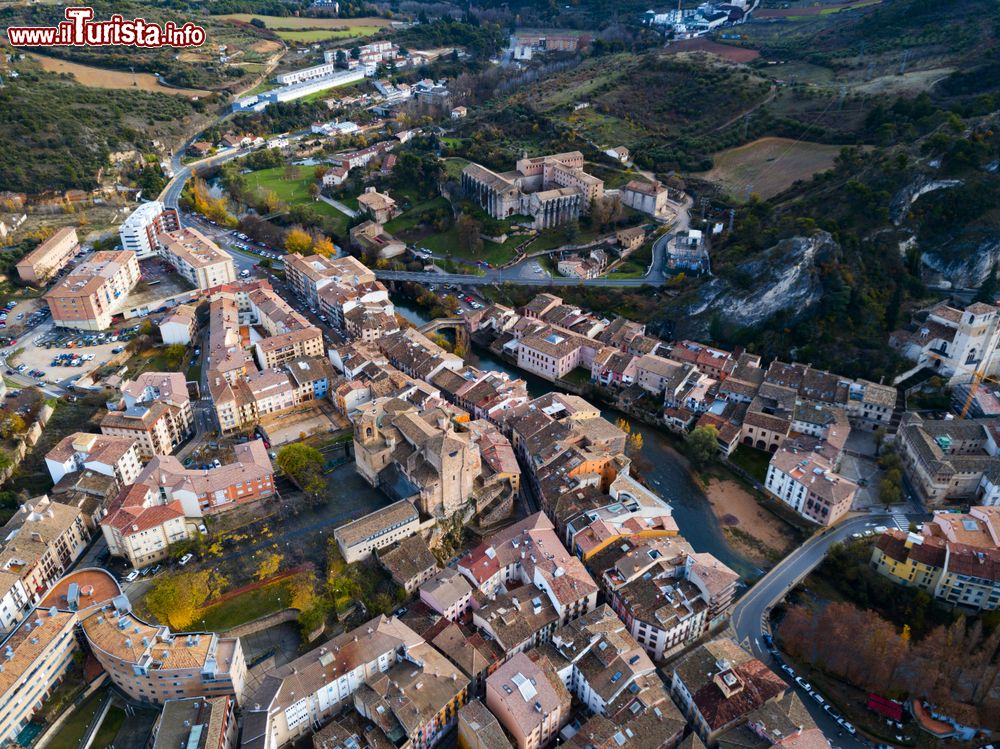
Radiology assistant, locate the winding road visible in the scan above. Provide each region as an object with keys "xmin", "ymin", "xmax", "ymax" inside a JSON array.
[{"xmin": 732, "ymin": 509, "xmax": 925, "ymax": 749}]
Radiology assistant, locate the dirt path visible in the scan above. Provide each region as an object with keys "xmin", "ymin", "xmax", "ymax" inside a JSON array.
[{"xmin": 702, "ymin": 474, "xmax": 797, "ymax": 564}]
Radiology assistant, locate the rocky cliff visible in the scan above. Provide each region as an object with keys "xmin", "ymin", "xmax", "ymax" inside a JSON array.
[{"xmin": 681, "ymin": 231, "xmax": 837, "ymax": 334}]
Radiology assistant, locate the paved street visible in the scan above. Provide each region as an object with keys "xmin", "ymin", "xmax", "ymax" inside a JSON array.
[{"xmin": 731, "ymin": 509, "xmax": 926, "ymax": 749}]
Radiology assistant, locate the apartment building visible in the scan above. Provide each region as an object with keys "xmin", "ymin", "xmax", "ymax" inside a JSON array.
[
  {"xmin": 0, "ymin": 497, "xmax": 90, "ymax": 614},
  {"xmin": 669, "ymin": 638, "xmax": 787, "ymax": 745},
  {"xmin": 516, "ymin": 328, "xmax": 591, "ymax": 381},
  {"xmin": 45, "ymin": 432, "xmax": 142, "ymax": 488},
  {"xmin": 542, "ymin": 606, "xmax": 673, "ymax": 720},
  {"xmin": 473, "ymin": 582, "xmax": 560, "ymax": 655},
  {"xmin": 119, "ymin": 202, "xmax": 180, "ymax": 259},
  {"xmin": 158, "ymin": 228, "xmax": 237, "ymax": 290},
  {"xmin": 376, "ymin": 534, "xmax": 439, "ymax": 594},
  {"xmin": 256, "ymin": 329, "xmax": 325, "ymax": 369},
  {"xmin": 45, "ymin": 250, "xmax": 141, "ymax": 330},
  {"xmin": 556, "ymin": 471, "xmax": 678, "ymax": 561},
  {"xmin": 159, "ymin": 304, "xmax": 198, "ymax": 345},
  {"xmin": 871, "ymin": 506, "xmax": 1000, "ymax": 611},
  {"xmin": 420, "ymin": 568, "xmax": 474, "ymax": 622},
  {"xmin": 101, "ymin": 373, "xmax": 194, "ymax": 459},
  {"xmin": 101, "ymin": 442, "xmax": 272, "ymax": 567},
  {"xmin": 333, "ymin": 500, "xmax": 421, "ymax": 563},
  {"xmin": 248, "ymin": 288, "xmax": 324, "ymax": 369},
  {"xmin": 458, "ymin": 512, "xmax": 599, "ymax": 625},
  {"xmin": 457, "ymin": 700, "xmax": 512, "ymax": 749},
  {"xmin": 81, "ymin": 594, "xmax": 246, "ymax": 705},
  {"xmin": 485, "ymin": 651, "xmax": 570, "ymax": 749},
  {"xmin": 16, "ymin": 226, "xmax": 79, "ymax": 285},
  {"xmin": 356, "ymin": 188, "xmax": 398, "ymax": 224},
  {"xmin": 594, "ymin": 536, "xmax": 738, "ymax": 660},
  {"xmin": 0, "ymin": 608, "xmax": 79, "ymax": 744},
  {"xmin": 764, "ymin": 444, "xmax": 857, "ymax": 526},
  {"xmin": 151, "ymin": 697, "xmax": 238, "ymax": 749},
  {"xmin": 284, "ymin": 254, "xmax": 375, "ymax": 306},
  {"xmin": 240, "ymin": 615, "xmax": 441, "ymax": 749}
]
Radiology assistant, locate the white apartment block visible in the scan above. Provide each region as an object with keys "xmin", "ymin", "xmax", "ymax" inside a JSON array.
[{"xmin": 119, "ymin": 202, "xmax": 181, "ymax": 259}]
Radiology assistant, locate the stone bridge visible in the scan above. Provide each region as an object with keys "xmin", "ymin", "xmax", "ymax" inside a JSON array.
[{"xmin": 418, "ymin": 317, "xmax": 469, "ymax": 350}]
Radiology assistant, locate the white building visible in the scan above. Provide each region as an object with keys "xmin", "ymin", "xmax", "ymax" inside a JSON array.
[
  {"xmin": 119, "ymin": 202, "xmax": 181, "ymax": 259},
  {"xmin": 44, "ymin": 432, "xmax": 143, "ymax": 487}
]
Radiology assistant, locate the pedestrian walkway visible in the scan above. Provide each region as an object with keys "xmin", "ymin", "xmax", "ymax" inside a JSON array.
[
  {"xmin": 892, "ymin": 512, "xmax": 910, "ymax": 531},
  {"xmin": 317, "ymin": 194, "xmax": 356, "ymax": 217}
]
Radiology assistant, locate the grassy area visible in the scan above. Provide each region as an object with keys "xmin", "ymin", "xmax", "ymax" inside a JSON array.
[
  {"xmin": 384, "ymin": 196, "xmax": 450, "ymax": 234},
  {"xmin": 248, "ymin": 165, "xmax": 323, "ymax": 204},
  {"xmin": 443, "ymin": 156, "xmax": 470, "ymax": 179},
  {"xmin": 276, "ymin": 28, "xmax": 380, "ymax": 42},
  {"xmin": 559, "ymin": 367, "xmax": 592, "ymax": 387},
  {"xmin": 193, "ymin": 576, "xmax": 303, "ymax": 631},
  {"xmin": 45, "ymin": 689, "xmax": 108, "ymax": 749},
  {"xmin": 729, "ymin": 444, "xmax": 772, "ymax": 483},
  {"xmin": 217, "ymin": 14, "xmax": 391, "ymax": 29},
  {"xmin": 91, "ymin": 706, "xmax": 125, "ymax": 749}
]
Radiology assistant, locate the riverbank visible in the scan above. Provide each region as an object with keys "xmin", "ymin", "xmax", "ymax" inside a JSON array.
[{"xmin": 699, "ymin": 468, "xmax": 799, "ymax": 565}]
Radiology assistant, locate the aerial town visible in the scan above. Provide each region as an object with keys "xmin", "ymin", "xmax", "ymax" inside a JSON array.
[{"xmin": 0, "ymin": 3, "xmax": 997, "ymax": 749}]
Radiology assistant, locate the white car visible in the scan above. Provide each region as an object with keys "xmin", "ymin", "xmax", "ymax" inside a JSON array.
[
  {"xmin": 178, "ymin": 553, "xmax": 194, "ymax": 566},
  {"xmin": 124, "ymin": 570, "xmax": 140, "ymax": 583}
]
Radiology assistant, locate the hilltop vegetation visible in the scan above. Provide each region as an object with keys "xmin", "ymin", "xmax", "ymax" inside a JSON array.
[
  {"xmin": 0, "ymin": 69, "xmax": 202, "ymax": 193},
  {"xmin": 0, "ymin": 1, "xmax": 271, "ymax": 91}
]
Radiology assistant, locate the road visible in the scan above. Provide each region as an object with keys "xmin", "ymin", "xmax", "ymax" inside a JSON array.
[{"xmin": 731, "ymin": 510, "xmax": 925, "ymax": 749}]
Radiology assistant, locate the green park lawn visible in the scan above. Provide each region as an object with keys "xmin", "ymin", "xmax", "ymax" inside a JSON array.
[
  {"xmin": 193, "ymin": 576, "xmax": 303, "ymax": 631},
  {"xmin": 248, "ymin": 166, "xmax": 322, "ymax": 204},
  {"xmin": 45, "ymin": 689, "xmax": 108, "ymax": 749}
]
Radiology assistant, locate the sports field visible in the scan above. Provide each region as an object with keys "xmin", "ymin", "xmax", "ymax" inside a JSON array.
[{"xmin": 698, "ymin": 137, "xmax": 845, "ymax": 200}]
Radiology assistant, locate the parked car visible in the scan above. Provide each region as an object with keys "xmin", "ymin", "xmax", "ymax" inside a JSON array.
[
  {"xmin": 811, "ymin": 692, "xmax": 825, "ymax": 705},
  {"xmin": 124, "ymin": 570, "xmax": 140, "ymax": 583},
  {"xmin": 178, "ymin": 553, "xmax": 194, "ymax": 566},
  {"xmin": 781, "ymin": 665, "xmax": 795, "ymax": 676},
  {"xmin": 794, "ymin": 677, "xmax": 811, "ymax": 691}
]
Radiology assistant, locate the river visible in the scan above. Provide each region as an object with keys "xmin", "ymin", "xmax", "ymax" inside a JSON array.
[{"xmin": 394, "ymin": 298, "xmax": 760, "ymax": 579}]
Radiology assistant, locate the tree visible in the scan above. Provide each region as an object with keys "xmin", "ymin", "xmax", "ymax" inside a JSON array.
[
  {"xmin": 350, "ymin": 47, "xmax": 361, "ymax": 60},
  {"xmin": 456, "ymin": 214, "xmax": 483, "ymax": 257},
  {"xmin": 685, "ymin": 425, "xmax": 718, "ymax": 468},
  {"xmin": 335, "ymin": 50, "xmax": 348, "ymax": 68},
  {"xmin": 313, "ymin": 236, "xmax": 335, "ymax": 257},
  {"xmin": 284, "ymin": 228, "xmax": 313, "ymax": 255},
  {"xmin": 615, "ymin": 418, "xmax": 631, "ymax": 434},
  {"xmin": 163, "ymin": 344, "xmax": 186, "ymax": 369},
  {"xmin": 626, "ymin": 431, "xmax": 644, "ymax": 455},
  {"xmin": 255, "ymin": 551, "xmax": 284, "ymax": 581},
  {"xmin": 145, "ymin": 570, "xmax": 210, "ymax": 629},
  {"xmin": 276, "ymin": 443, "xmax": 326, "ymax": 499},
  {"xmin": 0, "ymin": 413, "xmax": 26, "ymax": 440},
  {"xmin": 975, "ymin": 264, "xmax": 998, "ymax": 304}
]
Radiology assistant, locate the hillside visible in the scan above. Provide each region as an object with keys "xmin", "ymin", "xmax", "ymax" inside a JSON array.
[
  {"xmin": 0, "ymin": 1, "xmax": 274, "ymax": 92},
  {"xmin": 0, "ymin": 68, "xmax": 206, "ymax": 193}
]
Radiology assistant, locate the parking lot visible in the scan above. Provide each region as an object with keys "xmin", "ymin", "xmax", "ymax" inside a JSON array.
[{"xmin": 6, "ymin": 322, "xmax": 144, "ymax": 387}]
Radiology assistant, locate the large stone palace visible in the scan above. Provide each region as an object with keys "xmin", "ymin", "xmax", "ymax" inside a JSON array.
[{"xmin": 461, "ymin": 151, "xmax": 604, "ymax": 229}]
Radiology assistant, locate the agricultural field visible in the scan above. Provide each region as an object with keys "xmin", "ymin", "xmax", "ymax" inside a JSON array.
[
  {"xmin": 696, "ymin": 137, "xmax": 846, "ymax": 201},
  {"xmin": 217, "ymin": 14, "xmax": 392, "ymax": 29},
  {"xmin": 665, "ymin": 37, "xmax": 760, "ymax": 63},
  {"xmin": 28, "ymin": 53, "xmax": 210, "ymax": 97},
  {"xmin": 275, "ymin": 27, "xmax": 381, "ymax": 43}
]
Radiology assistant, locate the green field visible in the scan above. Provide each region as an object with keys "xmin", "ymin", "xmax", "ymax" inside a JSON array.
[
  {"xmin": 443, "ymin": 156, "xmax": 470, "ymax": 179},
  {"xmin": 218, "ymin": 14, "xmax": 390, "ymax": 30},
  {"xmin": 384, "ymin": 196, "xmax": 451, "ymax": 234},
  {"xmin": 194, "ymin": 577, "xmax": 302, "ymax": 631},
  {"xmin": 248, "ymin": 165, "xmax": 322, "ymax": 204},
  {"xmin": 276, "ymin": 28, "xmax": 380, "ymax": 43},
  {"xmin": 46, "ymin": 690, "xmax": 109, "ymax": 749}
]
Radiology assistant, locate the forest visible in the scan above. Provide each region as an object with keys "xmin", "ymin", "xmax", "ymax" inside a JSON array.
[{"xmin": 780, "ymin": 602, "xmax": 999, "ymax": 729}]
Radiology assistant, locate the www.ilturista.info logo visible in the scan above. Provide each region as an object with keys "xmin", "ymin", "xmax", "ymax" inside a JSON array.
[{"xmin": 7, "ymin": 7, "xmax": 206, "ymax": 48}]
